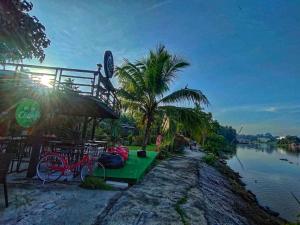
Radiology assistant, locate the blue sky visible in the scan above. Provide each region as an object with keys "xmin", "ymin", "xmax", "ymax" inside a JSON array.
[{"xmin": 28, "ymin": 0, "xmax": 300, "ymax": 136}]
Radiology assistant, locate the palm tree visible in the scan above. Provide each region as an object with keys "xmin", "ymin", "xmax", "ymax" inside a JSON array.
[{"xmin": 116, "ymin": 45, "xmax": 209, "ymax": 150}]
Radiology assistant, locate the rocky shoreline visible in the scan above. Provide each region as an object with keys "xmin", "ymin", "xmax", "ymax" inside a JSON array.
[
  {"xmin": 214, "ymin": 160, "xmax": 287, "ymax": 225},
  {"xmin": 95, "ymin": 150, "xmax": 287, "ymax": 225}
]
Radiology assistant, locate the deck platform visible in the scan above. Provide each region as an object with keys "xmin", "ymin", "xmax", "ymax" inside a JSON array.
[{"xmin": 94, "ymin": 150, "xmax": 158, "ymax": 184}]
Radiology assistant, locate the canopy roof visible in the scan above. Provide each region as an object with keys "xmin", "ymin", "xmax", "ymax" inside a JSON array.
[{"xmin": 0, "ymin": 63, "xmax": 120, "ymax": 119}]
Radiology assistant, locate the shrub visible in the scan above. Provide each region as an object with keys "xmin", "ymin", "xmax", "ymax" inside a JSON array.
[
  {"xmin": 203, "ymin": 153, "xmax": 217, "ymax": 165},
  {"xmin": 132, "ymin": 135, "xmax": 144, "ymax": 146},
  {"xmin": 204, "ymin": 133, "xmax": 226, "ymax": 155},
  {"xmin": 157, "ymin": 148, "xmax": 173, "ymax": 160},
  {"xmin": 80, "ymin": 176, "xmax": 113, "ymax": 190},
  {"xmin": 127, "ymin": 134, "xmax": 133, "ymax": 145}
]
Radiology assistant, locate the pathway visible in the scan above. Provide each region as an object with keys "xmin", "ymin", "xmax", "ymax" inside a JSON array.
[{"xmin": 0, "ymin": 182, "xmax": 120, "ymax": 225}]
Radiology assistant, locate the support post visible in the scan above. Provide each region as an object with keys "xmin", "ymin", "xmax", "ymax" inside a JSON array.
[
  {"xmin": 82, "ymin": 116, "xmax": 88, "ymax": 140},
  {"xmin": 26, "ymin": 135, "xmax": 42, "ymax": 178},
  {"xmin": 91, "ymin": 118, "xmax": 97, "ymax": 140}
]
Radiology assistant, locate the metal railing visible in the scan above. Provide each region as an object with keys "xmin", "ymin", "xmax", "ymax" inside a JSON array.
[{"xmin": 0, "ymin": 63, "xmax": 120, "ymax": 117}]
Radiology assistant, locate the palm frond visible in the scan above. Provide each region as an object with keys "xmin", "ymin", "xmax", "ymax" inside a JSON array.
[
  {"xmin": 161, "ymin": 56, "xmax": 190, "ymax": 85},
  {"xmin": 142, "ymin": 45, "xmax": 191, "ymax": 95},
  {"xmin": 158, "ymin": 105, "xmax": 202, "ymax": 126},
  {"xmin": 120, "ymin": 99, "xmax": 146, "ymax": 113},
  {"xmin": 116, "ymin": 89, "xmax": 140, "ymax": 102},
  {"xmin": 120, "ymin": 61, "xmax": 146, "ymax": 90},
  {"xmin": 116, "ymin": 65, "xmax": 142, "ymax": 94},
  {"xmin": 159, "ymin": 88, "xmax": 209, "ymax": 105}
]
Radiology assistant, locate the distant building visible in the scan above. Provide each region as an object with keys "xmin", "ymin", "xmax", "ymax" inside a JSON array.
[{"xmin": 257, "ymin": 137, "xmax": 271, "ymax": 143}]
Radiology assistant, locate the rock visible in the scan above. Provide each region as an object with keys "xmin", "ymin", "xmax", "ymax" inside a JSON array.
[{"xmin": 264, "ymin": 206, "xmax": 280, "ymax": 217}]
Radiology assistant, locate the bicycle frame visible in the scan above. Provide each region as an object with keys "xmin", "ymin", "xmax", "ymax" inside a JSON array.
[{"xmin": 44, "ymin": 152, "xmax": 94, "ymax": 175}]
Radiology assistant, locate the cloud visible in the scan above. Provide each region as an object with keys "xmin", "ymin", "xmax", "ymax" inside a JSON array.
[
  {"xmin": 262, "ymin": 107, "xmax": 277, "ymax": 112},
  {"xmin": 145, "ymin": 0, "xmax": 171, "ymax": 12},
  {"xmin": 217, "ymin": 103, "xmax": 300, "ymax": 114}
]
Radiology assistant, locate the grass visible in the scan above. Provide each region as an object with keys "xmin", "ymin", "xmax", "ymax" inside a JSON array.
[
  {"xmin": 93, "ymin": 150, "xmax": 158, "ymax": 183},
  {"xmin": 80, "ymin": 176, "xmax": 113, "ymax": 190},
  {"xmin": 174, "ymin": 196, "xmax": 190, "ymax": 225},
  {"xmin": 127, "ymin": 144, "xmax": 156, "ymax": 151}
]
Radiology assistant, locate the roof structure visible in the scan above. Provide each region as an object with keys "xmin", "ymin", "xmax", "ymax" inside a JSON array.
[{"xmin": 0, "ymin": 63, "xmax": 120, "ymax": 119}]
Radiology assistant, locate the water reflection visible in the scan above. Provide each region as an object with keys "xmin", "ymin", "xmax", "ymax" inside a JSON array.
[
  {"xmin": 227, "ymin": 144, "xmax": 300, "ymax": 222},
  {"xmin": 234, "ymin": 144, "xmax": 300, "ymax": 157}
]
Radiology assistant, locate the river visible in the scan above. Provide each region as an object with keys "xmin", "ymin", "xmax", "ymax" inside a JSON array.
[{"xmin": 227, "ymin": 144, "xmax": 300, "ymax": 222}]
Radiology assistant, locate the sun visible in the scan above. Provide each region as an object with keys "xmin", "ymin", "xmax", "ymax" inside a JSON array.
[{"xmin": 40, "ymin": 75, "xmax": 52, "ymax": 87}]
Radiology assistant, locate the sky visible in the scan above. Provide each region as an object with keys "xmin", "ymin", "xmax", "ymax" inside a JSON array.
[{"xmin": 28, "ymin": 0, "xmax": 300, "ymax": 136}]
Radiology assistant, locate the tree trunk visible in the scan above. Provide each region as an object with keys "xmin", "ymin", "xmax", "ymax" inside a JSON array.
[{"xmin": 142, "ymin": 116, "xmax": 152, "ymax": 150}]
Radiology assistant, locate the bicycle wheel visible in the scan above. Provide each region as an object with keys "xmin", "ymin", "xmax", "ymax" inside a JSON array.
[
  {"xmin": 80, "ymin": 161, "xmax": 105, "ymax": 182},
  {"xmin": 36, "ymin": 155, "xmax": 64, "ymax": 182}
]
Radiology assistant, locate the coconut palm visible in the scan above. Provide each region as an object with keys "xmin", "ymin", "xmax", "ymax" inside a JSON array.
[{"xmin": 116, "ymin": 45, "xmax": 209, "ymax": 150}]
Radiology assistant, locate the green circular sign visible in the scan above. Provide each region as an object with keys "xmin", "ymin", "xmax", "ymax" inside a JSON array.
[{"xmin": 15, "ymin": 98, "xmax": 41, "ymax": 128}]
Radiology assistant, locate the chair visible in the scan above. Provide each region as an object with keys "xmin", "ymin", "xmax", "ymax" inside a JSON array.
[{"xmin": 0, "ymin": 153, "xmax": 14, "ymax": 207}]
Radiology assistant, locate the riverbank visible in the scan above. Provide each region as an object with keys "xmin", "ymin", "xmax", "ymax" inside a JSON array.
[
  {"xmin": 96, "ymin": 149, "xmax": 286, "ymax": 225},
  {"xmin": 215, "ymin": 160, "xmax": 287, "ymax": 224}
]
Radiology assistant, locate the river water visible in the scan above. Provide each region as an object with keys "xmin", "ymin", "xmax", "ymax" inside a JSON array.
[{"xmin": 227, "ymin": 144, "xmax": 300, "ymax": 222}]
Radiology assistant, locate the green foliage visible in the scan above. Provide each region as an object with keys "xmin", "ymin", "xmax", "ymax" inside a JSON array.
[
  {"xmin": 127, "ymin": 145, "xmax": 156, "ymax": 151},
  {"xmin": 157, "ymin": 148, "xmax": 173, "ymax": 160},
  {"xmin": 204, "ymin": 133, "xmax": 227, "ymax": 155},
  {"xmin": 94, "ymin": 126, "xmax": 109, "ymax": 140},
  {"xmin": 0, "ymin": 0, "xmax": 50, "ymax": 62},
  {"xmin": 157, "ymin": 149, "xmax": 171, "ymax": 159},
  {"xmin": 80, "ymin": 176, "xmax": 113, "ymax": 190},
  {"xmin": 174, "ymin": 196, "xmax": 190, "ymax": 225},
  {"xmin": 278, "ymin": 136, "xmax": 300, "ymax": 146},
  {"xmin": 203, "ymin": 153, "xmax": 218, "ymax": 165},
  {"xmin": 132, "ymin": 135, "xmax": 144, "ymax": 146},
  {"xmin": 127, "ymin": 134, "xmax": 133, "ymax": 145},
  {"xmin": 116, "ymin": 45, "xmax": 208, "ymax": 149},
  {"xmin": 217, "ymin": 125, "xmax": 237, "ymax": 144}
]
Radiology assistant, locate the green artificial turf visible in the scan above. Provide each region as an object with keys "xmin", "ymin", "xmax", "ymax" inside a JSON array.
[
  {"xmin": 93, "ymin": 150, "xmax": 158, "ymax": 184},
  {"xmin": 127, "ymin": 144, "xmax": 156, "ymax": 151}
]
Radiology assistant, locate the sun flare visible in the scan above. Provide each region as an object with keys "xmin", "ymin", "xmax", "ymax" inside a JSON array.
[{"xmin": 40, "ymin": 75, "xmax": 52, "ymax": 87}]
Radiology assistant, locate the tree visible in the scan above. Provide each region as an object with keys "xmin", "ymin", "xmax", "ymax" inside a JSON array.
[
  {"xmin": 217, "ymin": 125, "xmax": 237, "ymax": 144},
  {"xmin": 116, "ymin": 45, "xmax": 209, "ymax": 150},
  {"xmin": 0, "ymin": 0, "xmax": 50, "ymax": 62}
]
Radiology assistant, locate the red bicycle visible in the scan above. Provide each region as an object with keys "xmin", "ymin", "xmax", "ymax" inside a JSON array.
[{"xmin": 36, "ymin": 145, "xmax": 105, "ymax": 183}]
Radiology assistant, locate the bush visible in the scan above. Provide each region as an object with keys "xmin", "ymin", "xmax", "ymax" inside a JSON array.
[
  {"xmin": 203, "ymin": 153, "xmax": 218, "ymax": 165},
  {"xmin": 127, "ymin": 134, "xmax": 133, "ymax": 145},
  {"xmin": 204, "ymin": 133, "xmax": 226, "ymax": 155},
  {"xmin": 132, "ymin": 135, "xmax": 144, "ymax": 146},
  {"xmin": 157, "ymin": 148, "xmax": 173, "ymax": 160},
  {"xmin": 173, "ymin": 134, "xmax": 189, "ymax": 152},
  {"xmin": 80, "ymin": 176, "xmax": 113, "ymax": 190}
]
